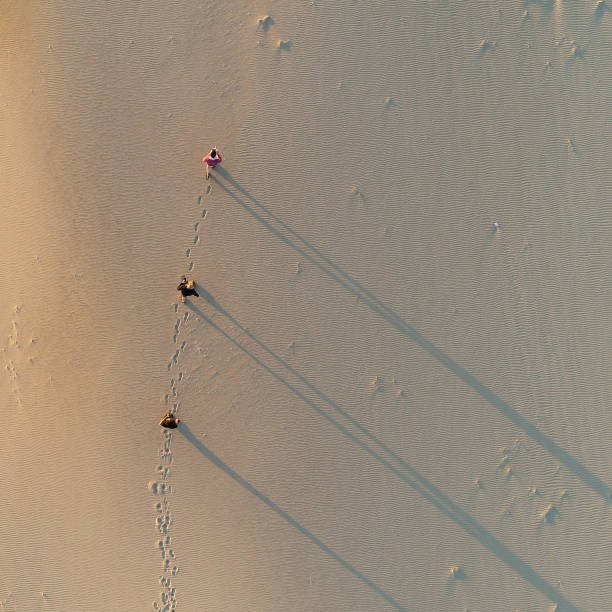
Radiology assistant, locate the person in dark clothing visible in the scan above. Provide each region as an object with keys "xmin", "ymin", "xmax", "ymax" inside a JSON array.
[
  {"xmin": 160, "ymin": 411, "xmax": 180, "ymax": 429},
  {"xmin": 177, "ymin": 276, "xmax": 199, "ymax": 303}
]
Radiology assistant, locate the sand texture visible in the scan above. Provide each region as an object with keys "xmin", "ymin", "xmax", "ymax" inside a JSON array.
[{"xmin": 1, "ymin": 1, "xmax": 611, "ymax": 610}]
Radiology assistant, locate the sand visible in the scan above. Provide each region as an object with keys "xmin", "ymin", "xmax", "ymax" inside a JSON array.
[{"xmin": 1, "ymin": 1, "xmax": 611, "ymax": 610}]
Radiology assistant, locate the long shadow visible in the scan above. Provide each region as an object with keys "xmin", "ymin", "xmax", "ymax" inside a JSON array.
[
  {"xmin": 178, "ymin": 423, "xmax": 408, "ymax": 612},
  {"xmin": 186, "ymin": 302, "xmax": 580, "ymax": 612},
  {"xmin": 211, "ymin": 169, "xmax": 611, "ymax": 503}
]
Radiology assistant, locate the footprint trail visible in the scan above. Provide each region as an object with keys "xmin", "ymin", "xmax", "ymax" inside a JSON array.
[
  {"xmin": 2, "ymin": 305, "xmax": 35, "ymax": 411},
  {"xmin": 149, "ymin": 188, "xmax": 209, "ymax": 610}
]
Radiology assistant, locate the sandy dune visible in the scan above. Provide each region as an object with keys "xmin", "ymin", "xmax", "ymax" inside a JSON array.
[{"xmin": 1, "ymin": 1, "xmax": 611, "ymax": 610}]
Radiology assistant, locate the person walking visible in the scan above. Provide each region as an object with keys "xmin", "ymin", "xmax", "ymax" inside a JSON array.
[
  {"xmin": 160, "ymin": 411, "xmax": 180, "ymax": 429},
  {"xmin": 177, "ymin": 276, "xmax": 199, "ymax": 303},
  {"xmin": 203, "ymin": 147, "xmax": 222, "ymax": 179}
]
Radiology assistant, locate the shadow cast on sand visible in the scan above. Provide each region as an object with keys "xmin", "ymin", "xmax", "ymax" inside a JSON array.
[
  {"xmin": 523, "ymin": 0, "xmax": 555, "ymax": 18},
  {"xmin": 186, "ymin": 302, "xmax": 579, "ymax": 612},
  {"xmin": 211, "ymin": 168, "xmax": 611, "ymax": 504},
  {"xmin": 178, "ymin": 422, "xmax": 407, "ymax": 611}
]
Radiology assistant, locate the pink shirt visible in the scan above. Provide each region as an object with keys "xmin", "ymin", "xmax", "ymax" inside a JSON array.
[{"xmin": 203, "ymin": 153, "xmax": 222, "ymax": 167}]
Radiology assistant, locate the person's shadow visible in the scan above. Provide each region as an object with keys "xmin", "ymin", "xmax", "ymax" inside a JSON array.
[
  {"xmin": 185, "ymin": 298, "xmax": 579, "ymax": 612},
  {"xmin": 210, "ymin": 168, "xmax": 611, "ymax": 504},
  {"xmin": 178, "ymin": 422, "xmax": 408, "ymax": 611}
]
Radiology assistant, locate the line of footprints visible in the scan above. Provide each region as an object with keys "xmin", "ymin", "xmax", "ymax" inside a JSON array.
[
  {"xmin": 1, "ymin": 305, "xmax": 32, "ymax": 412},
  {"xmin": 150, "ymin": 194, "xmax": 209, "ymax": 611}
]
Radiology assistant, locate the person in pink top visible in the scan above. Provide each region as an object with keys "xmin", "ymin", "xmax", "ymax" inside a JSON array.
[{"xmin": 203, "ymin": 147, "xmax": 222, "ymax": 179}]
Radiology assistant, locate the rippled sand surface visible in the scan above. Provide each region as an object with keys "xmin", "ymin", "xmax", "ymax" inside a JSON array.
[{"xmin": 1, "ymin": 2, "xmax": 610, "ymax": 610}]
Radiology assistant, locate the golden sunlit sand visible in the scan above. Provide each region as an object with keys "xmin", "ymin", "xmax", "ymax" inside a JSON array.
[{"xmin": 1, "ymin": 1, "xmax": 610, "ymax": 610}]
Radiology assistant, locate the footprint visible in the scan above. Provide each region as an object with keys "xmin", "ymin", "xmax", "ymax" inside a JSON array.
[
  {"xmin": 159, "ymin": 449, "xmax": 173, "ymax": 463},
  {"xmin": 0, "ymin": 594, "xmax": 16, "ymax": 612},
  {"xmin": 201, "ymin": 209, "xmax": 208, "ymax": 218},
  {"xmin": 180, "ymin": 340, "xmax": 186, "ymax": 352},
  {"xmin": 155, "ymin": 508, "xmax": 172, "ymax": 528},
  {"xmin": 188, "ymin": 261, "xmax": 194, "ymax": 272},
  {"xmin": 197, "ymin": 195, "xmax": 202, "ymax": 205},
  {"xmin": 185, "ymin": 248, "xmax": 191, "ymax": 258},
  {"xmin": 148, "ymin": 481, "xmax": 172, "ymax": 496},
  {"xmin": 194, "ymin": 222, "xmax": 200, "ymax": 232},
  {"xmin": 183, "ymin": 312, "xmax": 189, "ymax": 322},
  {"xmin": 193, "ymin": 235, "xmax": 199, "ymax": 245},
  {"xmin": 205, "ymin": 184, "xmax": 211, "ymax": 194}
]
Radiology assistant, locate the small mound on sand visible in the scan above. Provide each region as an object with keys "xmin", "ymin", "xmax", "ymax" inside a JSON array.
[
  {"xmin": 479, "ymin": 38, "xmax": 497, "ymax": 54},
  {"xmin": 258, "ymin": 15, "xmax": 274, "ymax": 31},
  {"xmin": 448, "ymin": 566, "xmax": 467, "ymax": 579},
  {"xmin": 541, "ymin": 504, "xmax": 559, "ymax": 524}
]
